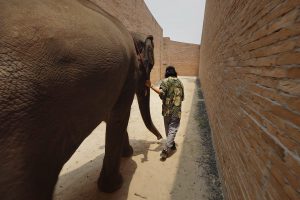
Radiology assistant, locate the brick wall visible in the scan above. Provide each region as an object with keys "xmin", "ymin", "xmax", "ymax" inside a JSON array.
[
  {"xmin": 91, "ymin": 0, "xmax": 163, "ymax": 81},
  {"xmin": 91, "ymin": 0, "xmax": 200, "ymax": 81},
  {"xmin": 163, "ymin": 37, "xmax": 200, "ymax": 77},
  {"xmin": 200, "ymin": 0, "xmax": 300, "ymax": 199}
]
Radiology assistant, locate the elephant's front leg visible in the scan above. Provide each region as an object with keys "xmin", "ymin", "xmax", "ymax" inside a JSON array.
[{"xmin": 98, "ymin": 91, "xmax": 134, "ymax": 192}]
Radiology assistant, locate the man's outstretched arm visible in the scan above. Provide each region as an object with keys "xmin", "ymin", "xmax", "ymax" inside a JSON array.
[{"xmin": 145, "ymin": 80, "xmax": 162, "ymax": 95}]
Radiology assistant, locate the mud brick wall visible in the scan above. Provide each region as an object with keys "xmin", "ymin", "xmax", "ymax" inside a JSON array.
[
  {"xmin": 200, "ymin": 0, "xmax": 300, "ymax": 199},
  {"xmin": 91, "ymin": 0, "xmax": 163, "ymax": 82},
  {"xmin": 163, "ymin": 37, "xmax": 200, "ymax": 77}
]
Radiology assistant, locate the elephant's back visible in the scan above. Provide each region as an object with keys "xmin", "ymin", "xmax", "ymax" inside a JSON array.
[
  {"xmin": 0, "ymin": 0, "xmax": 137, "ymax": 129},
  {"xmin": 0, "ymin": 0, "xmax": 136, "ymax": 90},
  {"xmin": 0, "ymin": 0, "xmax": 135, "ymax": 66}
]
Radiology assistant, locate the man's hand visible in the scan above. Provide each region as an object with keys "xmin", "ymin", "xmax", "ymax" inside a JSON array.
[{"xmin": 145, "ymin": 80, "xmax": 162, "ymax": 95}]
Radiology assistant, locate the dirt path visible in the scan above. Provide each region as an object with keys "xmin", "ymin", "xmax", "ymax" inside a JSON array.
[{"xmin": 54, "ymin": 77, "xmax": 223, "ymax": 200}]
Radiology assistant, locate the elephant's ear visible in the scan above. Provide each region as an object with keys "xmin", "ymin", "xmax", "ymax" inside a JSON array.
[
  {"xmin": 131, "ymin": 32, "xmax": 145, "ymax": 55},
  {"xmin": 131, "ymin": 32, "xmax": 154, "ymax": 80},
  {"xmin": 143, "ymin": 35, "xmax": 154, "ymax": 70}
]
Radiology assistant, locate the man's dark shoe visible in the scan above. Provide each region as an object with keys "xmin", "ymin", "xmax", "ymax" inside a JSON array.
[{"xmin": 160, "ymin": 149, "xmax": 168, "ymax": 161}]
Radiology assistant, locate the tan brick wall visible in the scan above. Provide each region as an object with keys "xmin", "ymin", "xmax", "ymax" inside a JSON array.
[
  {"xmin": 200, "ymin": 0, "xmax": 300, "ymax": 199},
  {"xmin": 163, "ymin": 37, "xmax": 200, "ymax": 77},
  {"xmin": 91, "ymin": 0, "xmax": 200, "ymax": 81},
  {"xmin": 91, "ymin": 0, "xmax": 163, "ymax": 82}
]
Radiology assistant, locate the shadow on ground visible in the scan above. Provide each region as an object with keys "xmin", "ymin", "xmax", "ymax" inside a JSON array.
[
  {"xmin": 55, "ymin": 154, "xmax": 135, "ymax": 200},
  {"xmin": 170, "ymin": 78, "xmax": 223, "ymax": 200},
  {"xmin": 131, "ymin": 139, "xmax": 164, "ymax": 163},
  {"xmin": 54, "ymin": 139, "xmax": 163, "ymax": 200}
]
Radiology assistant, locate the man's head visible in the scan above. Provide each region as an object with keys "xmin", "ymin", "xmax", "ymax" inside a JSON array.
[{"xmin": 165, "ymin": 66, "xmax": 177, "ymax": 78}]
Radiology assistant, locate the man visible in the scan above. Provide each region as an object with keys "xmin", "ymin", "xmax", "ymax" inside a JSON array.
[{"xmin": 146, "ymin": 66, "xmax": 184, "ymax": 160}]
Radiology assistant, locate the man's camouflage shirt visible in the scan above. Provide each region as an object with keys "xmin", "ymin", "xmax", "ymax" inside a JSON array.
[{"xmin": 159, "ymin": 77, "xmax": 184, "ymax": 118}]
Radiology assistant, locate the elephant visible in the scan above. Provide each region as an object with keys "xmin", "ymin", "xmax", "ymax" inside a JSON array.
[{"xmin": 0, "ymin": 0, "xmax": 162, "ymax": 199}]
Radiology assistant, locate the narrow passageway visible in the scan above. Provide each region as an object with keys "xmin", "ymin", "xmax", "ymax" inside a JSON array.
[{"xmin": 54, "ymin": 77, "xmax": 222, "ymax": 200}]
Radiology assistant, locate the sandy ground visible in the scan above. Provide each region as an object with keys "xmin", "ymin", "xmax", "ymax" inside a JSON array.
[{"xmin": 53, "ymin": 77, "xmax": 223, "ymax": 200}]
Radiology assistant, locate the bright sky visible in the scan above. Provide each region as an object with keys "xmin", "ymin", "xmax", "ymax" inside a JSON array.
[{"xmin": 144, "ymin": 0, "xmax": 206, "ymax": 44}]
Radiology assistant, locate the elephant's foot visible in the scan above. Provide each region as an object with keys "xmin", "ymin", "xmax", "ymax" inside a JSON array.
[
  {"xmin": 122, "ymin": 145, "xmax": 133, "ymax": 157},
  {"xmin": 98, "ymin": 171, "xmax": 123, "ymax": 193}
]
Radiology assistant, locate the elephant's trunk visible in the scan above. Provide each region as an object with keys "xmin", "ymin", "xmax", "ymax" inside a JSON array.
[{"xmin": 137, "ymin": 86, "xmax": 162, "ymax": 140}]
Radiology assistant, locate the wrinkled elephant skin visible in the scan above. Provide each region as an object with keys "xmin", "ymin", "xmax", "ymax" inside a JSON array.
[{"xmin": 0, "ymin": 0, "xmax": 161, "ymax": 199}]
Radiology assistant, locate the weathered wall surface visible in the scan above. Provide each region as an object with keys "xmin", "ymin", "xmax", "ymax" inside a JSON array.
[
  {"xmin": 200, "ymin": 0, "xmax": 300, "ymax": 199},
  {"xmin": 91, "ymin": 0, "xmax": 163, "ymax": 81},
  {"xmin": 163, "ymin": 37, "xmax": 200, "ymax": 77}
]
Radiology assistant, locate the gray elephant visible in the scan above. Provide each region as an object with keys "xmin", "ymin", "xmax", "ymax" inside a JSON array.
[{"xmin": 0, "ymin": 0, "xmax": 162, "ymax": 199}]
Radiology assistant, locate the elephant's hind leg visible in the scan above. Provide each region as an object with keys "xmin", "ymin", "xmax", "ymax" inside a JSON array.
[
  {"xmin": 122, "ymin": 130, "xmax": 133, "ymax": 157},
  {"xmin": 98, "ymin": 86, "xmax": 134, "ymax": 192}
]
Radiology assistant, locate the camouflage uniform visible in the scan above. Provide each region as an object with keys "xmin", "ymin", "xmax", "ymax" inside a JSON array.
[
  {"xmin": 159, "ymin": 77, "xmax": 184, "ymax": 151},
  {"xmin": 159, "ymin": 77, "xmax": 184, "ymax": 118}
]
